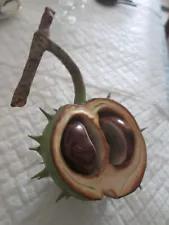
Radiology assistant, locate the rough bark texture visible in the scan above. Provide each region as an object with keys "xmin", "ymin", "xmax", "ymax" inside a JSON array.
[{"xmin": 11, "ymin": 7, "xmax": 86, "ymax": 107}]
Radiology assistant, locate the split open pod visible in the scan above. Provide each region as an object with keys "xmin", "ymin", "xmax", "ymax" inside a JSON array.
[{"xmin": 11, "ymin": 7, "xmax": 146, "ymax": 201}]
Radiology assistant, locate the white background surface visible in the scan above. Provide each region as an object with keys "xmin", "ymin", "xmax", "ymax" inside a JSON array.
[{"xmin": 0, "ymin": 0, "xmax": 169, "ymax": 224}]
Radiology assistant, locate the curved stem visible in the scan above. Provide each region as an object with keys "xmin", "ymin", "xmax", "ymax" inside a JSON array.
[
  {"xmin": 48, "ymin": 40, "xmax": 86, "ymax": 104},
  {"xmin": 11, "ymin": 7, "xmax": 86, "ymax": 107}
]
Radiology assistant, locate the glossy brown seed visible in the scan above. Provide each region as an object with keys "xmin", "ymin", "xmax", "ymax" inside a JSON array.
[
  {"xmin": 61, "ymin": 121, "xmax": 97, "ymax": 175},
  {"xmin": 100, "ymin": 116, "xmax": 134, "ymax": 166}
]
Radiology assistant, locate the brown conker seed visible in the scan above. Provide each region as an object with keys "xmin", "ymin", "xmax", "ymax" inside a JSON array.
[{"xmin": 61, "ymin": 121, "xmax": 97, "ymax": 175}]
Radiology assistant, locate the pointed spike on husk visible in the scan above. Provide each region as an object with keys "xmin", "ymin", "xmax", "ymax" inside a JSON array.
[
  {"xmin": 139, "ymin": 185, "xmax": 142, "ymax": 190},
  {"xmin": 29, "ymin": 146, "xmax": 41, "ymax": 155},
  {"xmin": 141, "ymin": 127, "xmax": 147, "ymax": 132},
  {"xmin": 29, "ymin": 146, "xmax": 40, "ymax": 152},
  {"xmin": 28, "ymin": 135, "xmax": 42, "ymax": 144},
  {"xmin": 107, "ymin": 93, "xmax": 111, "ymax": 99},
  {"xmin": 39, "ymin": 107, "xmax": 53, "ymax": 120},
  {"xmin": 56, "ymin": 192, "xmax": 67, "ymax": 203},
  {"xmin": 31, "ymin": 168, "xmax": 49, "ymax": 180}
]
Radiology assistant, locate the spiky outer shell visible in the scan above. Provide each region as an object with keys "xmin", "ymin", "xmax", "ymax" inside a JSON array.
[
  {"xmin": 41, "ymin": 105, "xmax": 87, "ymax": 200},
  {"xmin": 30, "ymin": 98, "xmax": 146, "ymax": 201}
]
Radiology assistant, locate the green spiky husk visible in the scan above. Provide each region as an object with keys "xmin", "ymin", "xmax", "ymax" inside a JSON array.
[
  {"xmin": 30, "ymin": 105, "xmax": 87, "ymax": 201},
  {"xmin": 30, "ymin": 96, "xmax": 146, "ymax": 202}
]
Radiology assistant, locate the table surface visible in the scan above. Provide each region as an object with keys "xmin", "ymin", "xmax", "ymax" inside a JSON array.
[{"xmin": 0, "ymin": 0, "xmax": 169, "ymax": 225}]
